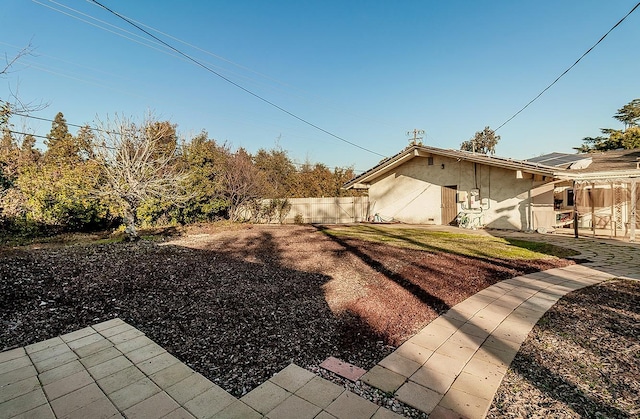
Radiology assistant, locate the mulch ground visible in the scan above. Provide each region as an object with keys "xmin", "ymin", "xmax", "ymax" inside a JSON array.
[
  {"xmin": 488, "ymin": 279, "xmax": 640, "ymax": 418},
  {"xmin": 1, "ymin": 224, "xmax": 572, "ymax": 397}
]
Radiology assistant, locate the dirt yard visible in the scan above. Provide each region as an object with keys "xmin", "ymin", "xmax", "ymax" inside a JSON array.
[{"xmin": 1, "ymin": 224, "xmax": 573, "ymax": 397}]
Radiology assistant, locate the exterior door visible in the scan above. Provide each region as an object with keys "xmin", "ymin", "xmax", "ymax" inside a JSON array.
[{"xmin": 441, "ymin": 185, "xmax": 458, "ymax": 225}]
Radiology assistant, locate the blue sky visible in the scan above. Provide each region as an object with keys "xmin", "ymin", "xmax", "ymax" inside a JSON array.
[{"xmin": 1, "ymin": 1, "xmax": 639, "ymax": 172}]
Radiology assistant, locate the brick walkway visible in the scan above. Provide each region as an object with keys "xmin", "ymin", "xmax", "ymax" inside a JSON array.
[{"xmin": 1, "ymin": 232, "xmax": 638, "ymax": 419}]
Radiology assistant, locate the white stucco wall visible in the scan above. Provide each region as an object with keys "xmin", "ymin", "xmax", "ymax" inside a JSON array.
[{"xmin": 367, "ymin": 155, "xmax": 556, "ymax": 231}]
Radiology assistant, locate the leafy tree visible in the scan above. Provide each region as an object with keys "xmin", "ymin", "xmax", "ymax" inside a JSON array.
[
  {"xmin": 254, "ymin": 147, "xmax": 297, "ymax": 198},
  {"xmin": 174, "ymin": 131, "xmax": 229, "ymax": 223},
  {"xmin": 91, "ymin": 114, "xmax": 190, "ymax": 239},
  {"xmin": 576, "ymin": 99, "xmax": 640, "ymax": 152},
  {"xmin": 44, "ymin": 112, "xmax": 81, "ymax": 164},
  {"xmin": 614, "ymin": 98, "xmax": 640, "ymax": 130},
  {"xmin": 460, "ymin": 126, "xmax": 500, "ymax": 155}
]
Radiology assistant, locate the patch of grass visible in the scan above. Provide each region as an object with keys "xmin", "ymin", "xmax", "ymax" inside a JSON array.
[{"xmin": 322, "ymin": 225, "xmax": 578, "ymax": 260}]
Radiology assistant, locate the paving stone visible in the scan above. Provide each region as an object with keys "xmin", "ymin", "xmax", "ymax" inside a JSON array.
[
  {"xmin": 42, "ymin": 370, "xmax": 94, "ymax": 401},
  {"xmin": 97, "ymin": 365, "xmax": 147, "ymax": 394},
  {"xmin": 428, "ymin": 405, "xmax": 465, "ymax": 419},
  {"xmin": 394, "ymin": 341, "xmax": 433, "ymax": 364},
  {"xmin": 325, "ymin": 391, "xmax": 380, "ymax": 419},
  {"xmin": 107, "ymin": 328, "xmax": 146, "ymax": 346},
  {"xmin": 468, "ymin": 311, "xmax": 509, "ymax": 334},
  {"xmin": 87, "ymin": 356, "xmax": 133, "ymax": 380},
  {"xmin": 109, "ymin": 377, "xmax": 161, "ymax": 411},
  {"xmin": 0, "ymin": 355, "xmax": 32, "ymax": 375},
  {"xmin": 491, "ymin": 319, "xmax": 534, "ymax": 343},
  {"xmin": 10, "ymin": 402, "xmax": 56, "ymax": 419},
  {"xmin": 125, "ymin": 343, "xmax": 166, "ymax": 364},
  {"xmin": 482, "ymin": 336, "xmax": 522, "ymax": 354},
  {"xmin": 0, "ymin": 388, "xmax": 48, "ymax": 418},
  {"xmin": 395, "ymin": 381, "xmax": 442, "ymax": 414},
  {"xmin": 98, "ymin": 323, "xmax": 134, "ymax": 338},
  {"xmin": 360, "ymin": 365, "xmax": 406, "ymax": 394},
  {"xmin": 0, "ymin": 376, "xmax": 41, "ymax": 404},
  {"xmin": 314, "ymin": 412, "xmax": 337, "ymax": 419},
  {"xmin": 409, "ymin": 367, "xmax": 456, "ymax": 395},
  {"xmin": 241, "ymin": 380, "xmax": 291, "ymax": 415},
  {"xmin": 371, "ymin": 407, "xmax": 405, "ymax": 419},
  {"xmin": 67, "ymin": 333, "xmax": 108, "ymax": 351},
  {"xmin": 428, "ymin": 316, "xmax": 465, "ymax": 331},
  {"xmin": 136, "ymin": 352, "xmax": 180, "ymax": 376},
  {"xmin": 266, "ymin": 394, "xmax": 321, "ymax": 419},
  {"xmin": 378, "ymin": 353, "xmax": 421, "ymax": 378},
  {"xmin": 32, "ymin": 350, "xmax": 78, "ymax": 374},
  {"xmin": 74, "ymin": 339, "xmax": 114, "ymax": 358},
  {"xmin": 115, "ymin": 335, "xmax": 155, "ymax": 353},
  {"xmin": 61, "ymin": 395, "xmax": 120, "ymax": 419},
  {"xmin": 295, "ymin": 376, "xmax": 344, "ymax": 408},
  {"xmin": 49, "ymin": 382, "xmax": 105, "ymax": 417},
  {"xmin": 25, "ymin": 337, "xmax": 63, "ymax": 354},
  {"xmin": 0, "ymin": 347, "xmax": 26, "ymax": 364},
  {"xmin": 408, "ymin": 324, "xmax": 456, "ymax": 351},
  {"xmin": 436, "ymin": 332, "xmax": 486, "ymax": 353},
  {"xmin": 422, "ymin": 352, "xmax": 467, "ymax": 378},
  {"xmin": 123, "ymin": 391, "xmax": 180, "ymax": 419},
  {"xmin": 456, "ymin": 322, "xmax": 490, "ymax": 341},
  {"xmin": 269, "ymin": 364, "xmax": 315, "ymax": 393},
  {"xmin": 438, "ymin": 387, "xmax": 492, "ymax": 419},
  {"xmin": 60, "ymin": 327, "xmax": 96, "ymax": 343},
  {"xmin": 79, "ymin": 346, "xmax": 122, "ymax": 369},
  {"xmin": 463, "ymin": 354, "xmax": 507, "ymax": 381},
  {"xmin": 319, "ymin": 357, "xmax": 366, "ymax": 381},
  {"xmin": 29, "ymin": 343, "xmax": 73, "ymax": 364},
  {"xmin": 449, "ymin": 371, "xmax": 504, "ymax": 401},
  {"xmin": 166, "ymin": 373, "xmax": 215, "ymax": 405},
  {"xmin": 183, "ymin": 386, "xmax": 236, "ymax": 419},
  {"xmin": 92, "ymin": 318, "xmax": 126, "ymax": 332},
  {"xmin": 434, "ymin": 339, "xmax": 478, "ymax": 364},
  {"xmin": 38, "ymin": 360, "xmax": 85, "ymax": 386},
  {"xmin": 210, "ymin": 400, "xmax": 262, "ymax": 419},
  {"xmin": 149, "ymin": 361, "xmax": 195, "ymax": 389},
  {"xmin": 160, "ymin": 407, "xmax": 196, "ymax": 419},
  {"xmin": 0, "ymin": 364, "xmax": 38, "ymax": 387}
]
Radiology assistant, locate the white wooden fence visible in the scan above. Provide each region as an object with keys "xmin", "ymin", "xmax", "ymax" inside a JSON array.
[{"xmin": 284, "ymin": 196, "xmax": 370, "ymax": 224}]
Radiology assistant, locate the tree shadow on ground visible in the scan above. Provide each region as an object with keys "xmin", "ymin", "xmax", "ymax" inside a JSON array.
[{"xmin": 0, "ymin": 236, "xmax": 393, "ymax": 397}]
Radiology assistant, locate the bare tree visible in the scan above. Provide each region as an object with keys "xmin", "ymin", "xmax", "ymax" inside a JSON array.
[
  {"xmin": 1, "ymin": 44, "xmax": 47, "ymax": 127},
  {"xmin": 223, "ymin": 148, "xmax": 266, "ymax": 221},
  {"xmin": 91, "ymin": 114, "xmax": 190, "ymax": 240}
]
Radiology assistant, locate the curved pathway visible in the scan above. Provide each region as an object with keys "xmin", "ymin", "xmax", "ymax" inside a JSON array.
[
  {"xmin": 361, "ymin": 231, "xmax": 640, "ymax": 418},
  {"xmin": 1, "ymin": 232, "xmax": 638, "ymax": 418}
]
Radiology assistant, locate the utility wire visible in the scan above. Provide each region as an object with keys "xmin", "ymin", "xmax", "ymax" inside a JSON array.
[
  {"xmin": 88, "ymin": 0, "xmax": 387, "ymax": 158},
  {"xmin": 495, "ymin": 1, "xmax": 640, "ymax": 132}
]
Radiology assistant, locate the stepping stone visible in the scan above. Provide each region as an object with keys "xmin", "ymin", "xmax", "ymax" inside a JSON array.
[{"xmin": 320, "ymin": 357, "xmax": 366, "ymax": 381}]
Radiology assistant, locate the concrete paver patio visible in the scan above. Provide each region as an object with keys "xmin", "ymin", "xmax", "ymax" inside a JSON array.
[{"xmin": 1, "ymin": 231, "xmax": 638, "ymax": 418}]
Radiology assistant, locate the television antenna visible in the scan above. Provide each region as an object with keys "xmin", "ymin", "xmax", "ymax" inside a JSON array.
[{"xmin": 406, "ymin": 129, "xmax": 425, "ymax": 145}]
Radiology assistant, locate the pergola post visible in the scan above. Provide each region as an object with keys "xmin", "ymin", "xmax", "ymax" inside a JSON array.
[{"xmin": 631, "ymin": 178, "xmax": 637, "ymax": 242}]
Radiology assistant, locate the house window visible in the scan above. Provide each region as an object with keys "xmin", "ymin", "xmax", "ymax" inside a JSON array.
[{"xmin": 427, "ymin": 157, "xmax": 434, "ymax": 165}]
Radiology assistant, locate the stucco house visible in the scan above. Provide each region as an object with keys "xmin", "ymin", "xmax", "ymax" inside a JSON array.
[{"xmin": 343, "ymin": 145, "xmax": 640, "ymax": 240}]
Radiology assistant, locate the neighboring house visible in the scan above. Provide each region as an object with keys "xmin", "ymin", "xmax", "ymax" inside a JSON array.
[{"xmin": 343, "ymin": 145, "xmax": 640, "ymax": 240}]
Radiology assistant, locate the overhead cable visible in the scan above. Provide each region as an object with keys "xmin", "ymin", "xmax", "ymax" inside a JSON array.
[
  {"xmin": 88, "ymin": 0, "xmax": 387, "ymax": 158},
  {"xmin": 495, "ymin": 1, "xmax": 640, "ymax": 132}
]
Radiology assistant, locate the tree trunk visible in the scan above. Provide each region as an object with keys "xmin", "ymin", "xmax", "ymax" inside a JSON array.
[{"xmin": 123, "ymin": 204, "xmax": 139, "ymax": 241}]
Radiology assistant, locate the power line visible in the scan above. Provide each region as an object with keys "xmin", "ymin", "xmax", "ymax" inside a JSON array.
[
  {"xmin": 495, "ymin": 1, "xmax": 640, "ymax": 132},
  {"xmin": 88, "ymin": 0, "xmax": 387, "ymax": 158}
]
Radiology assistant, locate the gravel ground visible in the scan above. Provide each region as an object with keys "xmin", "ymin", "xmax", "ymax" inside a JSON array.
[
  {"xmin": 488, "ymin": 279, "xmax": 640, "ymax": 418},
  {"xmin": 1, "ymin": 225, "xmax": 573, "ymax": 410}
]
